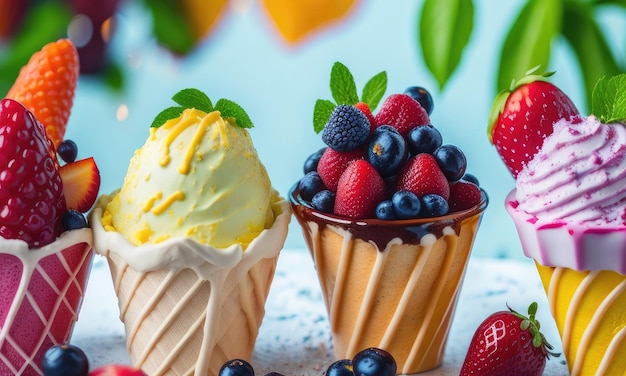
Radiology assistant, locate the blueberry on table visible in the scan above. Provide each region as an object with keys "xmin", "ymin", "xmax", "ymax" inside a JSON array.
[
  {"xmin": 326, "ymin": 358, "xmax": 355, "ymax": 376},
  {"xmin": 407, "ymin": 125, "xmax": 442, "ymax": 155},
  {"xmin": 404, "ymin": 86, "xmax": 434, "ymax": 115},
  {"xmin": 218, "ymin": 359, "xmax": 255, "ymax": 376},
  {"xmin": 42, "ymin": 343, "xmax": 89, "ymax": 376},
  {"xmin": 352, "ymin": 347, "xmax": 397, "ymax": 376},
  {"xmin": 433, "ymin": 144, "xmax": 467, "ymax": 182}
]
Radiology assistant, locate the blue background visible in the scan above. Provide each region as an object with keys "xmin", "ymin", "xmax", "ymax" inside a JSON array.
[{"xmin": 65, "ymin": 0, "xmax": 625, "ymax": 259}]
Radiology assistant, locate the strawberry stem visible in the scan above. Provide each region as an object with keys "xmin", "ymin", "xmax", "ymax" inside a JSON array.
[{"xmin": 506, "ymin": 302, "xmax": 561, "ymax": 358}]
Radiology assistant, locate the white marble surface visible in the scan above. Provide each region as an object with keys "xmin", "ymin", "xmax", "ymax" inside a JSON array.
[{"xmin": 72, "ymin": 249, "xmax": 570, "ymax": 375}]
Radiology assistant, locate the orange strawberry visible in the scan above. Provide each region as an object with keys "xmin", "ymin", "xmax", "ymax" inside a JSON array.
[{"xmin": 6, "ymin": 38, "xmax": 79, "ymax": 150}]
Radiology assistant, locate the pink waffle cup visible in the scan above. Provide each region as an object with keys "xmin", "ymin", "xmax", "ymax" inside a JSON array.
[{"xmin": 0, "ymin": 229, "xmax": 94, "ymax": 375}]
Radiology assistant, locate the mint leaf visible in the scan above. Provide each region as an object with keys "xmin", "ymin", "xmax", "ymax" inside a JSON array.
[
  {"xmin": 215, "ymin": 98, "xmax": 253, "ymax": 128},
  {"xmin": 592, "ymin": 74, "xmax": 626, "ymax": 124},
  {"xmin": 151, "ymin": 106, "xmax": 185, "ymax": 128},
  {"xmin": 361, "ymin": 71, "xmax": 387, "ymax": 111},
  {"xmin": 172, "ymin": 88, "xmax": 213, "ymax": 112},
  {"xmin": 313, "ymin": 99, "xmax": 336, "ymax": 134},
  {"xmin": 330, "ymin": 62, "xmax": 359, "ymax": 105}
]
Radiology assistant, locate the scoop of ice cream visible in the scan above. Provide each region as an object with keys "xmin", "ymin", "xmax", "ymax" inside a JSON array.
[
  {"xmin": 515, "ymin": 115, "xmax": 626, "ymax": 225},
  {"xmin": 103, "ymin": 108, "xmax": 275, "ymax": 249}
]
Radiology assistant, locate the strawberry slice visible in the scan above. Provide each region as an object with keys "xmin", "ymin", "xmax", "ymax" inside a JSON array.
[
  {"xmin": 334, "ymin": 160, "xmax": 386, "ymax": 219},
  {"xmin": 59, "ymin": 157, "xmax": 101, "ymax": 213},
  {"xmin": 488, "ymin": 68, "xmax": 578, "ymax": 178},
  {"xmin": 0, "ymin": 99, "xmax": 66, "ymax": 248},
  {"xmin": 6, "ymin": 38, "xmax": 79, "ymax": 150}
]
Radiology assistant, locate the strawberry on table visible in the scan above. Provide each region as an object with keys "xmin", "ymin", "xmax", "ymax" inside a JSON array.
[
  {"xmin": 5, "ymin": 38, "xmax": 79, "ymax": 150},
  {"xmin": 488, "ymin": 67, "xmax": 579, "ymax": 178},
  {"xmin": 0, "ymin": 98, "xmax": 66, "ymax": 248},
  {"xmin": 460, "ymin": 302, "xmax": 559, "ymax": 376}
]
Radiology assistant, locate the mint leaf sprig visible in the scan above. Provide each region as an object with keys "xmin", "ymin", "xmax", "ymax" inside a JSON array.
[
  {"xmin": 592, "ymin": 73, "xmax": 626, "ymax": 125},
  {"xmin": 313, "ymin": 62, "xmax": 387, "ymax": 134},
  {"xmin": 151, "ymin": 88, "xmax": 253, "ymax": 129}
]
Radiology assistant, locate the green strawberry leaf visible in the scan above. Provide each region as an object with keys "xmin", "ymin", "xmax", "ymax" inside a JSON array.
[
  {"xmin": 330, "ymin": 62, "xmax": 359, "ymax": 105},
  {"xmin": 151, "ymin": 106, "xmax": 185, "ymax": 128},
  {"xmin": 497, "ymin": 0, "xmax": 562, "ymax": 92},
  {"xmin": 215, "ymin": 98, "xmax": 253, "ymax": 128},
  {"xmin": 361, "ymin": 71, "xmax": 388, "ymax": 111},
  {"xmin": 172, "ymin": 88, "xmax": 213, "ymax": 112},
  {"xmin": 562, "ymin": 2, "xmax": 621, "ymax": 113},
  {"xmin": 592, "ymin": 73, "xmax": 626, "ymax": 124},
  {"xmin": 313, "ymin": 99, "xmax": 337, "ymax": 134},
  {"xmin": 419, "ymin": 0, "xmax": 474, "ymax": 90}
]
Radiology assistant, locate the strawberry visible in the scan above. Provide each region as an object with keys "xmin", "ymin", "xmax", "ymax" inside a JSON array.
[
  {"xmin": 488, "ymin": 68, "xmax": 578, "ymax": 178},
  {"xmin": 448, "ymin": 180, "xmax": 482, "ymax": 212},
  {"xmin": 374, "ymin": 93, "xmax": 430, "ymax": 137},
  {"xmin": 0, "ymin": 99, "xmax": 66, "ymax": 248},
  {"xmin": 89, "ymin": 365, "xmax": 147, "ymax": 376},
  {"xmin": 317, "ymin": 147, "xmax": 363, "ymax": 192},
  {"xmin": 396, "ymin": 153, "xmax": 450, "ymax": 200},
  {"xmin": 59, "ymin": 157, "xmax": 101, "ymax": 213},
  {"xmin": 335, "ymin": 160, "xmax": 386, "ymax": 219},
  {"xmin": 6, "ymin": 38, "xmax": 80, "ymax": 150},
  {"xmin": 354, "ymin": 101, "xmax": 377, "ymax": 134},
  {"xmin": 460, "ymin": 302, "xmax": 558, "ymax": 376}
]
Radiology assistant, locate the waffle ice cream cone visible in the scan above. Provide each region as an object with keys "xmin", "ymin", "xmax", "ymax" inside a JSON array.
[
  {"xmin": 507, "ymin": 190, "xmax": 626, "ymax": 375},
  {"xmin": 289, "ymin": 185, "xmax": 488, "ymax": 374},
  {"xmin": 91, "ymin": 195, "xmax": 291, "ymax": 376},
  {"xmin": 0, "ymin": 229, "xmax": 94, "ymax": 375}
]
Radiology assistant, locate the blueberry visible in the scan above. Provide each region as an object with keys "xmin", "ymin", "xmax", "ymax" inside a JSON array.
[
  {"xmin": 433, "ymin": 144, "xmax": 467, "ymax": 182},
  {"xmin": 391, "ymin": 190, "xmax": 421, "ymax": 219},
  {"xmin": 311, "ymin": 190, "xmax": 335, "ymax": 213},
  {"xmin": 326, "ymin": 359, "xmax": 354, "ymax": 376},
  {"xmin": 375, "ymin": 200, "xmax": 397, "ymax": 220},
  {"xmin": 298, "ymin": 171, "xmax": 326, "ymax": 202},
  {"xmin": 61, "ymin": 210, "xmax": 88, "ymax": 231},
  {"xmin": 407, "ymin": 125, "xmax": 442, "ymax": 155},
  {"xmin": 218, "ymin": 359, "xmax": 255, "ymax": 376},
  {"xmin": 322, "ymin": 105, "xmax": 370, "ymax": 151},
  {"xmin": 462, "ymin": 173, "xmax": 480, "ymax": 186},
  {"xmin": 57, "ymin": 139, "xmax": 78, "ymax": 164},
  {"xmin": 42, "ymin": 343, "xmax": 89, "ymax": 376},
  {"xmin": 366, "ymin": 127, "xmax": 407, "ymax": 177},
  {"xmin": 404, "ymin": 86, "xmax": 434, "ymax": 115},
  {"xmin": 263, "ymin": 373, "xmax": 285, "ymax": 376},
  {"xmin": 352, "ymin": 347, "xmax": 397, "ymax": 376},
  {"xmin": 420, "ymin": 194, "xmax": 449, "ymax": 217},
  {"xmin": 303, "ymin": 147, "xmax": 326, "ymax": 174}
]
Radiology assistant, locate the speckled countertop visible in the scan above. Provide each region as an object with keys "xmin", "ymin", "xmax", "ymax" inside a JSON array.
[{"xmin": 72, "ymin": 250, "xmax": 570, "ymax": 375}]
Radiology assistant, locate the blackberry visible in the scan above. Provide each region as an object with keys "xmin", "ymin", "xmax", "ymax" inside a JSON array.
[{"xmin": 322, "ymin": 105, "xmax": 370, "ymax": 152}]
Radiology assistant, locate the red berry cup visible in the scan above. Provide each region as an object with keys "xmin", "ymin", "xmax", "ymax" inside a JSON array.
[
  {"xmin": 289, "ymin": 184, "xmax": 488, "ymax": 374},
  {"xmin": 0, "ymin": 229, "xmax": 94, "ymax": 375}
]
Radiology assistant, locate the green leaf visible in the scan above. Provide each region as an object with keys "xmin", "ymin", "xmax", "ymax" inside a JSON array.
[
  {"xmin": 172, "ymin": 88, "xmax": 213, "ymax": 112},
  {"xmin": 151, "ymin": 106, "xmax": 185, "ymax": 128},
  {"xmin": 592, "ymin": 73, "xmax": 626, "ymax": 123},
  {"xmin": 496, "ymin": 0, "xmax": 562, "ymax": 92},
  {"xmin": 143, "ymin": 0, "xmax": 195, "ymax": 55},
  {"xmin": 419, "ymin": 0, "xmax": 474, "ymax": 90},
  {"xmin": 313, "ymin": 99, "xmax": 336, "ymax": 134},
  {"xmin": 361, "ymin": 71, "xmax": 388, "ymax": 111},
  {"xmin": 330, "ymin": 62, "xmax": 359, "ymax": 105},
  {"xmin": 562, "ymin": 2, "xmax": 621, "ymax": 112},
  {"xmin": 215, "ymin": 98, "xmax": 253, "ymax": 128}
]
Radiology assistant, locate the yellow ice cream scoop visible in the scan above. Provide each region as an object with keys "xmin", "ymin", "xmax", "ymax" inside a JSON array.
[{"xmin": 103, "ymin": 89, "xmax": 274, "ymax": 249}]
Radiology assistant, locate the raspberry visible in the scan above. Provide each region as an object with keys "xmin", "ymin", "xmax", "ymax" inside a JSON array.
[{"xmin": 322, "ymin": 105, "xmax": 370, "ymax": 151}]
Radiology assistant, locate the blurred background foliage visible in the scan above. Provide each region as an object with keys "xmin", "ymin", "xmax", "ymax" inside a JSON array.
[{"xmin": 1, "ymin": 0, "xmax": 624, "ymax": 109}]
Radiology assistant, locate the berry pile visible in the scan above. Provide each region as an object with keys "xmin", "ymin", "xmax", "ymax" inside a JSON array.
[
  {"xmin": 219, "ymin": 347, "xmax": 397, "ymax": 376},
  {"xmin": 296, "ymin": 62, "xmax": 482, "ymax": 220}
]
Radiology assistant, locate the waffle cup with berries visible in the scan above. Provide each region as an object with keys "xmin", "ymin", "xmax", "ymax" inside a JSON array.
[{"xmin": 290, "ymin": 63, "xmax": 488, "ymax": 373}]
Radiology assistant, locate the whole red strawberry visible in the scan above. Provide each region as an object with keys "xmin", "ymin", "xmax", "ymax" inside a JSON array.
[
  {"xmin": 317, "ymin": 147, "xmax": 363, "ymax": 192},
  {"xmin": 460, "ymin": 302, "xmax": 559, "ymax": 376},
  {"xmin": 89, "ymin": 364, "xmax": 147, "ymax": 376},
  {"xmin": 488, "ymin": 68, "xmax": 578, "ymax": 178},
  {"xmin": 0, "ymin": 98, "xmax": 66, "ymax": 248},
  {"xmin": 375, "ymin": 93, "xmax": 430, "ymax": 137},
  {"xmin": 334, "ymin": 160, "xmax": 386, "ymax": 219},
  {"xmin": 396, "ymin": 153, "xmax": 450, "ymax": 200},
  {"xmin": 448, "ymin": 180, "xmax": 482, "ymax": 212}
]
